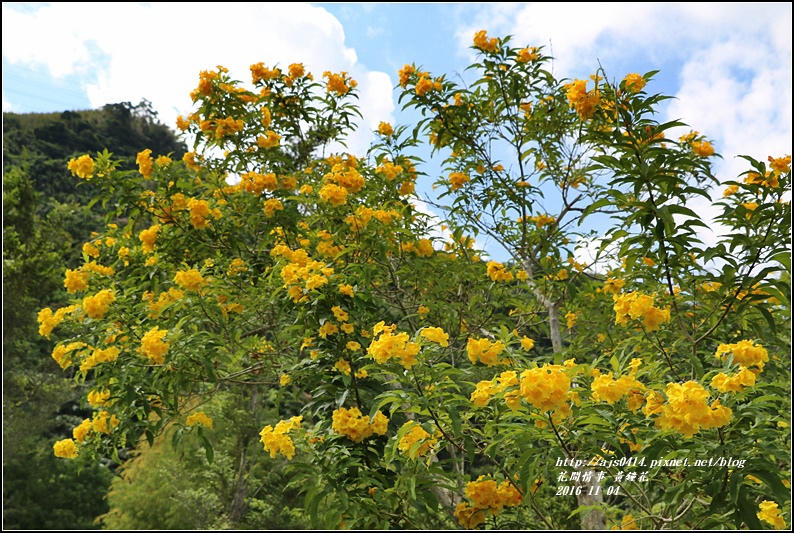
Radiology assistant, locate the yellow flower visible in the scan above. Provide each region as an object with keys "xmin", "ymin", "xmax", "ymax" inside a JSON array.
[
  {"xmin": 64, "ymin": 269, "xmax": 89, "ymax": 294},
  {"xmin": 92, "ymin": 410, "xmax": 120, "ymax": 434},
  {"xmin": 82, "ymin": 241, "xmax": 100, "ymax": 258},
  {"xmin": 139, "ymin": 224, "xmax": 161, "ymax": 254},
  {"xmin": 449, "ymin": 172, "xmax": 470, "ymax": 190},
  {"xmin": 416, "ymin": 239, "xmax": 434, "ymax": 257},
  {"xmin": 260, "ymin": 416, "xmax": 302, "ymax": 459},
  {"xmin": 473, "ymin": 30, "xmax": 499, "ymax": 53},
  {"xmin": 174, "ymin": 268, "xmax": 207, "ymax": 292},
  {"xmin": 520, "ymin": 336, "xmax": 535, "ymax": 351},
  {"xmin": 757, "ymin": 500, "xmax": 786, "ymax": 529},
  {"xmin": 280, "ymin": 374, "xmax": 291, "ymax": 387},
  {"xmin": 139, "ymin": 326, "xmax": 169, "ymax": 364},
  {"xmin": 692, "ymin": 140, "xmax": 715, "ymax": 157},
  {"xmin": 318, "ymin": 183, "xmax": 348, "ymax": 206},
  {"xmin": 623, "ymin": 73, "xmax": 646, "ymax": 93},
  {"xmin": 186, "ymin": 411, "xmax": 213, "ymax": 429},
  {"xmin": 73, "ymin": 419, "xmax": 92, "ymax": 443},
  {"xmin": 377, "ymin": 122, "xmax": 394, "ymax": 136},
  {"xmin": 603, "ymin": 278, "xmax": 625, "ymax": 294},
  {"xmin": 420, "ymin": 326, "xmax": 449, "ymax": 347},
  {"xmin": 136, "ymin": 149, "xmax": 154, "ymax": 178},
  {"xmin": 87, "ymin": 388, "xmax": 111, "ymax": 407},
  {"xmin": 455, "ymin": 502, "xmax": 486, "ymax": 529},
  {"xmin": 53, "ymin": 438, "xmax": 78, "ymax": 459},
  {"xmin": 715, "ymin": 340, "xmax": 768, "ymax": 371},
  {"xmin": 82, "ymin": 289, "xmax": 115, "ymax": 319},
  {"xmin": 67, "ymin": 154, "xmax": 95, "ymax": 179},
  {"xmin": 398, "ymin": 64, "xmax": 415, "ymax": 88},
  {"xmin": 487, "ymin": 261, "xmax": 514, "ymax": 282},
  {"xmin": 467, "ymin": 338, "xmax": 506, "ymax": 367},
  {"xmin": 516, "ymin": 47, "xmax": 540, "ymax": 63},
  {"xmin": 331, "ymin": 407, "xmax": 386, "ymax": 442},
  {"xmin": 334, "ymin": 358, "xmax": 351, "ymax": 375},
  {"xmin": 397, "ymin": 421, "xmax": 437, "ymax": 458},
  {"xmin": 565, "ymin": 311, "xmax": 578, "ymax": 329}
]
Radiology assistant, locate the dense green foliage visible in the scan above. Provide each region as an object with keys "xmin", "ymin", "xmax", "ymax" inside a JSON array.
[{"xmin": 2, "ymin": 101, "xmax": 186, "ymax": 529}]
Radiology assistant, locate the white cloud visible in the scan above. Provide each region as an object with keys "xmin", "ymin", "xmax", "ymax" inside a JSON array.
[
  {"xmin": 2, "ymin": 2, "xmax": 394, "ymax": 149},
  {"xmin": 2, "ymin": 92, "xmax": 12, "ymax": 112}
]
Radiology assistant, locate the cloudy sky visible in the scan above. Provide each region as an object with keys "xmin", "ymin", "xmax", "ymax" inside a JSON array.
[{"xmin": 3, "ymin": 2, "xmax": 791, "ymax": 260}]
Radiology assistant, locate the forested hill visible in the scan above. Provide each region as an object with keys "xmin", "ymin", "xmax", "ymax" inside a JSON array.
[
  {"xmin": 2, "ymin": 100, "xmax": 186, "ymax": 530},
  {"xmin": 3, "ymin": 100, "xmax": 185, "ymax": 202}
]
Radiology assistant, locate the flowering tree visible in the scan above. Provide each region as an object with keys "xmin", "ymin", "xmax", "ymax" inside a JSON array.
[{"xmin": 43, "ymin": 32, "xmax": 790, "ymax": 530}]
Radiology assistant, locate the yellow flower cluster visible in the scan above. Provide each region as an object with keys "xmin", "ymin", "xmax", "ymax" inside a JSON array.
[
  {"xmin": 174, "ymin": 268, "xmax": 207, "ymax": 292},
  {"xmin": 519, "ymin": 364, "xmax": 571, "ymax": 412},
  {"xmin": 623, "ymin": 73, "xmax": 646, "ymax": 93},
  {"xmin": 768, "ymin": 154, "xmax": 791, "ymax": 174},
  {"xmin": 486, "ymin": 261, "xmax": 514, "ymax": 282},
  {"xmin": 591, "ymin": 371, "xmax": 645, "ymax": 406},
  {"xmin": 318, "ymin": 183, "xmax": 348, "ymax": 206},
  {"xmin": 263, "ymin": 198, "xmax": 284, "ymax": 218},
  {"xmin": 710, "ymin": 367, "xmax": 757, "ymax": 393},
  {"xmin": 613, "ymin": 291, "xmax": 670, "ymax": 331},
  {"xmin": 398, "ymin": 64, "xmax": 415, "ymax": 88},
  {"xmin": 611, "ymin": 513, "xmax": 640, "ymax": 530},
  {"xmin": 136, "ymin": 149, "xmax": 154, "ymax": 178},
  {"xmin": 529, "ymin": 213, "xmax": 555, "ymax": 227},
  {"xmin": 186, "ymin": 411, "xmax": 213, "ymax": 429},
  {"xmin": 67, "ymin": 154, "xmax": 95, "ymax": 180},
  {"xmin": 273, "ymin": 245, "xmax": 334, "ymax": 302},
  {"xmin": 331, "ymin": 407, "xmax": 388, "ymax": 442},
  {"xmin": 602, "ymin": 278, "xmax": 625, "ymax": 295},
  {"xmin": 466, "ymin": 337, "xmax": 507, "ymax": 366},
  {"xmin": 757, "ymin": 500, "xmax": 787, "ymax": 529},
  {"xmin": 473, "ymin": 30, "xmax": 499, "ymax": 53},
  {"xmin": 323, "ymin": 71, "xmax": 357, "ymax": 95},
  {"xmin": 375, "ymin": 159, "xmax": 403, "ymax": 181},
  {"xmin": 653, "ymin": 381, "xmax": 732, "ymax": 438},
  {"xmin": 516, "ymin": 47, "xmax": 540, "ymax": 63},
  {"xmin": 82, "ymin": 241, "xmax": 100, "ymax": 258},
  {"xmin": 92, "ymin": 410, "xmax": 120, "ymax": 434},
  {"xmin": 73, "ymin": 418, "xmax": 92, "ymax": 443},
  {"xmin": 239, "ymin": 171, "xmax": 279, "ymax": 195},
  {"xmin": 334, "ymin": 357, "xmax": 351, "ymax": 375},
  {"xmin": 80, "ymin": 346, "xmax": 120, "ymax": 373},
  {"xmin": 87, "ymin": 388, "xmax": 111, "ymax": 407},
  {"xmin": 414, "ymin": 74, "xmax": 442, "ymax": 96},
  {"xmin": 36, "ymin": 305, "xmax": 74, "ymax": 339},
  {"xmin": 397, "ymin": 421, "xmax": 438, "ymax": 458},
  {"xmin": 51, "ymin": 341, "xmax": 84, "ymax": 369},
  {"xmin": 420, "ymin": 326, "xmax": 449, "ymax": 347},
  {"xmin": 187, "ymin": 198, "xmax": 222, "ymax": 229},
  {"xmin": 367, "ymin": 322, "xmax": 421, "ymax": 369},
  {"xmin": 82, "ymin": 289, "xmax": 116, "ymax": 319},
  {"xmin": 377, "ymin": 122, "xmax": 394, "ymax": 136},
  {"xmin": 260, "ymin": 416, "xmax": 303, "ymax": 459},
  {"xmin": 565, "ymin": 78, "xmax": 601, "ymax": 120},
  {"xmin": 470, "ymin": 371, "xmax": 520, "ymax": 409},
  {"xmin": 82, "ymin": 261, "xmax": 114, "ymax": 277},
  {"xmin": 715, "ymin": 340, "xmax": 768, "ymax": 371},
  {"xmin": 455, "ymin": 475, "xmax": 523, "ymax": 529},
  {"xmin": 139, "ymin": 326, "xmax": 169, "ymax": 364},
  {"xmin": 139, "ymin": 224, "xmax": 161, "ymax": 254},
  {"xmin": 449, "ymin": 172, "xmax": 470, "ymax": 190},
  {"xmin": 54, "ymin": 438, "xmax": 79, "ymax": 459},
  {"xmin": 143, "ymin": 288, "xmax": 184, "ymax": 318},
  {"xmin": 520, "ymin": 336, "xmax": 534, "ymax": 350}
]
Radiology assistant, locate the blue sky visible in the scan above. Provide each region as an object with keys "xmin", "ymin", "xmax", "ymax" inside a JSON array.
[{"xmin": 3, "ymin": 2, "xmax": 791, "ymax": 261}]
